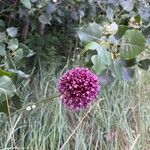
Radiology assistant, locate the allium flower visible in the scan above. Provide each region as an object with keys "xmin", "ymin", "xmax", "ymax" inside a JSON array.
[{"xmin": 58, "ymin": 67, "xmax": 100, "ymax": 110}]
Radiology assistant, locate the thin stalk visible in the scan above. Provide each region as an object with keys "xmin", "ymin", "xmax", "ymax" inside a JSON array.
[
  {"xmin": 5, "ymin": 93, "xmax": 18, "ymax": 150},
  {"xmin": 15, "ymin": 95, "xmax": 60, "ymax": 114}
]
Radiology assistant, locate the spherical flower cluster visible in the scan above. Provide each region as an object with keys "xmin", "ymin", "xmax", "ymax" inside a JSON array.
[{"xmin": 58, "ymin": 67, "xmax": 100, "ymax": 110}]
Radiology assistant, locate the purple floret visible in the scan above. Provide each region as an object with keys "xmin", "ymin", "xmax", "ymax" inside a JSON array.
[{"xmin": 58, "ymin": 67, "xmax": 100, "ymax": 110}]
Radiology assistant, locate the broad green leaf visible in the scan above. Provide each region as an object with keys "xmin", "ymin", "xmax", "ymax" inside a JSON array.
[
  {"xmin": 13, "ymin": 48, "xmax": 24, "ymax": 63},
  {"xmin": 111, "ymin": 59, "xmax": 124, "ymax": 80},
  {"xmin": 111, "ymin": 59, "xmax": 133, "ymax": 80},
  {"xmin": 6, "ymin": 27, "xmax": 18, "ymax": 38},
  {"xmin": 0, "ymin": 43, "xmax": 6, "ymax": 56},
  {"xmin": 134, "ymin": 15, "xmax": 141, "ymax": 24},
  {"xmin": 116, "ymin": 25, "xmax": 128, "ymax": 38},
  {"xmin": 46, "ymin": 2, "xmax": 57, "ymax": 14},
  {"xmin": 26, "ymin": 50, "xmax": 35, "ymax": 57},
  {"xmin": 7, "ymin": 69, "xmax": 29, "ymax": 78},
  {"xmin": 77, "ymin": 22, "xmax": 102, "ymax": 43},
  {"xmin": 39, "ymin": 14, "xmax": 51, "ymax": 25},
  {"xmin": 91, "ymin": 55, "xmax": 105, "ymax": 74},
  {"xmin": 94, "ymin": 49, "xmax": 112, "ymax": 74},
  {"xmin": 0, "ymin": 75, "xmax": 17, "ymax": 100},
  {"xmin": 85, "ymin": 42, "xmax": 112, "ymax": 74},
  {"xmin": 120, "ymin": 0, "xmax": 134, "ymax": 12},
  {"xmin": 0, "ymin": 68, "xmax": 14, "ymax": 77},
  {"xmin": 120, "ymin": 30, "xmax": 146, "ymax": 60},
  {"xmin": 124, "ymin": 58, "xmax": 136, "ymax": 67},
  {"xmin": 19, "ymin": 43, "xmax": 35, "ymax": 57},
  {"xmin": 7, "ymin": 39, "xmax": 19, "ymax": 51},
  {"xmin": 21, "ymin": 0, "xmax": 32, "ymax": 9},
  {"xmin": 82, "ymin": 42, "xmax": 101, "ymax": 56}
]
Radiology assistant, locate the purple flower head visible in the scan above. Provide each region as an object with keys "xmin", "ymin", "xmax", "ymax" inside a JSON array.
[{"xmin": 58, "ymin": 67, "xmax": 100, "ymax": 110}]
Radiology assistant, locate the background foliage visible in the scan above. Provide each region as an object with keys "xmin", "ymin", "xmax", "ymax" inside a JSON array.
[
  {"xmin": 0, "ymin": 0, "xmax": 150, "ymax": 149},
  {"xmin": 0, "ymin": 0, "xmax": 150, "ymax": 113}
]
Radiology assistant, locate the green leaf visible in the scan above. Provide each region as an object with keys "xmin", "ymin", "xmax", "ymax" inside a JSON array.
[
  {"xmin": 13, "ymin": 48, "xmax": 24, "ymax": 63},
  {"xmin": 84, "ymin": 42, "xmax": 112, "ymax": 74},
  {"xmin": 124, "ymin": 58, "xmax": 136, "ymax": 67},
  {"xmin": 116, "ymin": 25, "xmax": 128, "ymax": 38},
  {"xmin": 0, "ymin": 68, "xmax": 14, "ymax": 77},
  {"xmin": 111, "ymin": 59, "xmax": 133, "ymax": 80},
  {"xmin": 111, "ymin": 59, "xmax": 124, "ymax": 80},
  {"xmin": 82, "ymin": 42, "xmax": 101, "ymax": 56},
  {"xmin": 120, "ymin": 0, "xmax": 135, "ymax": 12},
  {"xmin": 120, "ymin": 29, "xmax": 146, "ymax": 60},
  {"xmin": 21, "ymin": 0, "xmax": 32, "ymax": 9},
  {"xmin": 6, "ymin": 27, "xmax": 18, "ymax": 38},
  {"xmin": 0, "ymin": 43, "xmax": 6, "ymax": 56},
  {"xmin": 26, "ymin": 50, "xmax": 35, "ymax": 57},
  {"xmin": 19, "ymin": 43, "xmax": 35, "ymax": 57},
  {"xmin": 39, "ymin": 14, "xmax": 51, "ymax": 25},
  {"xmin": 91, "ymin": 55, "xmax": 105, "ymax": 74},
  {"xmin": 0, "ymin": 75, "xmax": 17, "ymax": 100},
  {"xmin": 77, "ymin": 22, "xmax": 102, "ymax": 43},
  {"xmin": 7, "ymin": 39, "xmax": 19, "ymax": 51},
  {"xmin": 7, "ymin": 69, "xmax": 29, "ymax": 78},
  {"xmin": 134, "ymin": 15, "xmax": 141, "ymax": 24}
]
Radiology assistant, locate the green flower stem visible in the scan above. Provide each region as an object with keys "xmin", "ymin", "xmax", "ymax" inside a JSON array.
[{"xmin": 15, "ymin": 94, "xmax": 61, "ymax": 114}]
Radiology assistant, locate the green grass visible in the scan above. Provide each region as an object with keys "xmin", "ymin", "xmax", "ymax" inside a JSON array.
[{"xmin": 0, "ymin": 68, "xmax": 150, "ymax": 150}]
